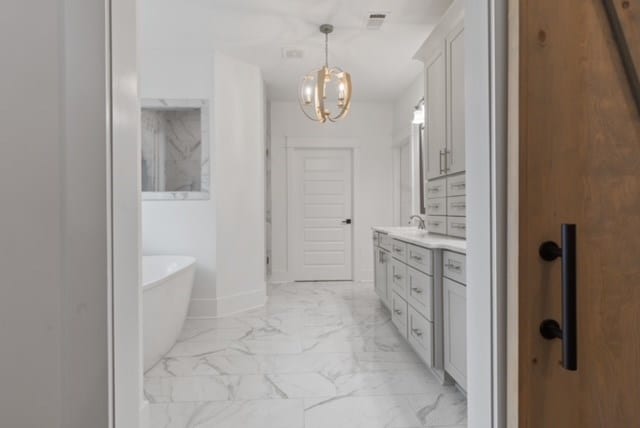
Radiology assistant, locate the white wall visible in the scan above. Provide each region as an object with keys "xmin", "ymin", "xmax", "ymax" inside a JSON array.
[
  {"xmin": 141, "ymin": 49, "xmax": 266, "ymax": 317},
  {"xmin": 466, "ymin": 0, "xmax": 508, "ymax": 426},
  {"xmin": 270, "ymin": 102, "xmax": 394, "ymax": 282},
  {"xmin": 140, "ymin": 49, "xmax": 217, "ymax": 311},
  {"xmin": 1, "ymin": 1, "xmax": 112, "ymax": 426},
  {"xmin": 111, "ymin": 0, "xmax": 145, "ymax": 425},
  {"xmin": 213, "ymin": 54, "xmax": 267, "ymax": 316}
]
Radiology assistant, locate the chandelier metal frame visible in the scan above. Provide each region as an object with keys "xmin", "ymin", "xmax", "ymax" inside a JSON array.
[{"xmin": 298, "ymin": 24, "xmax": 353, "ymax": 123}]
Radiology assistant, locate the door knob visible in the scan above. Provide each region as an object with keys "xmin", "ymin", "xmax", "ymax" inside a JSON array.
[
  {"xmin": 341, "ymin": 219, "xmax": 352, "ymax": 225},
  {"xmin": 539, "ymin": 224, "xmax": 577, "ymax": 371}
]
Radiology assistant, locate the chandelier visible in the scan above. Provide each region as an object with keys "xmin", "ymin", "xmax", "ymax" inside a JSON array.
[{"xmin": 298, "ymin": 24, "xmax": 353, "ymax": 123}]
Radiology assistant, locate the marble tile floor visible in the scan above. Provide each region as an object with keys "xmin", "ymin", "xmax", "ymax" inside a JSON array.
[{"xmin": 145, "ymin": 281, "xmax": 467, "ymax": 428}]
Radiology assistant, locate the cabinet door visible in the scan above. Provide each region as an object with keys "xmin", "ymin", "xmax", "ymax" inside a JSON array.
[
  {"xmin": 425, "ymin": 48, "xmax": 447, "ymax": 179},
  {"xmin": 408, "ymin": 306, "xmax": 434, "ymax": 367},
  {"xmin": 374, "ymin": 248, "xmax": 389, "ymax": 305},
  {"xmin": 407, "ymin": 267, "xmax": 433, "ymax": 321},
  {"xmin": 391, "ymin": 292, "xmax": 408, "ymax": 339},
  {"xmin": 446, "ymin": 20, "xmax": 465, "ymax": 175},
  {"xmin": 443, "ymin": 277, "xmax": 467, "ymax": 390},
  {"xmin": 390, "ymin": 258, "xmax": 408, "ymax": 299}
]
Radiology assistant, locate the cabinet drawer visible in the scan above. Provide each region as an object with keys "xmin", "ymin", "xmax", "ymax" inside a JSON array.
[
  {"xmin": 427, "ymin": 216, "xmax": 447, "ymax": 234},
  {"xmin": 406, "ymin": 244, "xmax": 432, "ymax": 275},
  {"xmin": 443, "ymin": 251, "xmax": 466, "ymax": 284},
  {"xmin": 447, "ymin": 196, "xmax": 466, "ymax": 217},
  {"xmin": 390, "ymin": 258, "xmax": 408, "ymax": 298},
  {"xmin": 447, "ymin": 174, "xmax": 466, "ymax": 196},
  {"xmin": 426, "ymin": 178, "xmax": 447, "ymax": 199},
  {"xmin": 391, "ymin": 239, "xmax": 407, "ymax": 262},
  {"xmin": 408, "ymin": 306, "xmax": 434, "ymax": 367},
  {"xmin": 379, "ymin": 233, "xmax": 392, "ymax": 251},
  {"xmin": 407, "ymin": 267, "xmax": 433, "ymax": 321},
  {"xmin": 447, "ymin": 217, "xmax": 467, "ymax": 238},
  {"xmin": 391, "ymin": 292, "xmax": 408, "ymax": 338},
  {"xmin": 426, "ymin": 198, "xmax": 447, "ymax": 216}
]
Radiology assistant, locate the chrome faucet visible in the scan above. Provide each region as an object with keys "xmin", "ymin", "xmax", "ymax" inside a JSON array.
[{"xmin": 409, "ymin": 215, "xmax": 426, "ymax": 230}]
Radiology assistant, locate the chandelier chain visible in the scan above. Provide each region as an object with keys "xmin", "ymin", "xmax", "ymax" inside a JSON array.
[{"xmin": 325, "ymin": 32, "xmax": 329, "ymax": 68}]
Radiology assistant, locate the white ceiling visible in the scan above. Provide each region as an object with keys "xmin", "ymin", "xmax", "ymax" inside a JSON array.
[{"xmin": 140, "ymin": 0, "xmax": 453, "ymax": 102}]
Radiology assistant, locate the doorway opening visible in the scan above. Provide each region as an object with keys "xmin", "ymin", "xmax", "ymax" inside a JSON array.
[{"xmin": 109, "ymin": 0, "xmax": 508, "ymax": 427}]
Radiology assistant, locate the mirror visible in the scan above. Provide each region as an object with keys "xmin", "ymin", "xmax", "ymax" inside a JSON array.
[
  {"xmin": 418, "ymin": 123, "xmax": 426, "ymax": 215},
  {"xmin": 414, "ymin": 99, "xmax": 426, "ymax": 215},
  {"xmin": 141, "ymin": 99, "xmax": 210, "ymax": 200}
]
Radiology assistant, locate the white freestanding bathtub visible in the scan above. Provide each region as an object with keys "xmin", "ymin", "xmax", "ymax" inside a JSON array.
[{"xmin": 143, "ymin": 255, "xmax": 196, "ymax": 371}]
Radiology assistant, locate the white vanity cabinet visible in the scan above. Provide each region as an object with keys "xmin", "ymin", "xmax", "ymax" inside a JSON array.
[
  {"xmin": 419, "ymin": 1, "xmax": 465, "ymax": 180},
  {"xmin": 417, "ymin": 0, "xmax": 466, "ymax": 238},
  {"xmin": 443, "ymin": 251, "xmax": 467, "ymax": 390},
  {"xmin": 374, "ymin": 232, "xmax": 436, "ymax": 368},
  {"xmin": 373, "ymin": 230, "xmax": 467, "ymax": 390}
]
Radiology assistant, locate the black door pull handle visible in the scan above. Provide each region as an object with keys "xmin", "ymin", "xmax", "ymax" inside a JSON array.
[
  {"xmin": 539, "ymin": 224, "xmax": 577, "ymax": 371},
  {"xmin": 341, "ymin": 219, "xmax": 352, "ymax": 225}
]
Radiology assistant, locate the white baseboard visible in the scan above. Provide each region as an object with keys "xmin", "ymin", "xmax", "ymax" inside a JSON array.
[
  {"xmin": 269, "ymin": 270, "xmax": 372, "ymax": 284},
  {"xmin": 188, "ymin": 286, "xmax": 267, "ymax": 319},
  {"xmin": 188, "ymin": 297, "xmax": 218, "ymax": 318},
  {"xmin": 356, "ymin": 268, "xmax": 374, "ymax": 282},
  {"xmin": 269, "ymin": 270, "xmax": 291, "ymax": 283}
]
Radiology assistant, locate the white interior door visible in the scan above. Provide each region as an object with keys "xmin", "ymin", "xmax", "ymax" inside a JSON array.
[{"xmin": 289, "ymin": 148, "xmax": 353, "ymax": 281}]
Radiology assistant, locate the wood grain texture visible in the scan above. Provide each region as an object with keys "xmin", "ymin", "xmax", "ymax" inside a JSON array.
[
  {"xmin": 519, "ymin": 0, "xmax": 640, "ymax": 426},
  {"xmin": 605, "ymin": 0, "xmax": 640, "ymax": 113}
]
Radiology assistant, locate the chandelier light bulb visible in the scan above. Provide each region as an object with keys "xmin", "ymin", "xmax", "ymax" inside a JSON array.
[{"xmin": 303, "ymin": 85, "xmax": 313, "ymax": 104}]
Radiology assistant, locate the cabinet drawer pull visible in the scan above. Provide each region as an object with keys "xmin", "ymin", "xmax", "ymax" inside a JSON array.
[
  {"xmin": 410, "ymin": 254, "xmax": 423, "ymax": 261},
  {"xmin": 451, "ymin": 223, "xmax": 466, "ymax": 230},
  {"xmin": 412, "ymin": 328, "xmax": 423, "ymax": 337},
  {"xmin": 445, "ymin": 262, "xmax": 462, "ymax": 271},
  {"xmin": 428, "ymin": 204, "xmax": 440, "ymax": 209},
  {"xmin": 428, "ymin": 221, "xmax": 441, "ymax": 227},
  {"xmin": 411, "ymin": 287, "xmax": 423, "ymax": 294},
  {"xmin": 394, "ymin": 309, "xmax": 402, "ymax": 315},
  {"xmin": 450, "ymin": 202, "xmax": 466, "ymax": 209},
  {"xmin": 394, "ymin": 274, "xmax": 403, "ymax": 280},
  {"xmin": 452, "ymin": 183, "xmax": 465, "ymax": 189},
  {"xmin": 428, "ymin": 187, "xmax": 440, "ymax": 193},
  {"xmin": 394, "ymin": 248, "xmax": 403, "ymax": 253}
]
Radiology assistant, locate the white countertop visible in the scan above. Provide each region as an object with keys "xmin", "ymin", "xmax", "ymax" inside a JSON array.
[{"xmin": 373, "ymin": 226, "xmax": 467, "ymax": 254}]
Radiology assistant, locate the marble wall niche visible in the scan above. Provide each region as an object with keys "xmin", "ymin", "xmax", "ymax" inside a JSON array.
[{"xmin": 141, "ymin": 99, "xmax": 210, "ymax": 200}]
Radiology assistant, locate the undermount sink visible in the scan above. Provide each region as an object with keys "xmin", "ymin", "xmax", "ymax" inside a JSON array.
[
  {"xmin": 403, "ymin": 228, "xmax": 429, "ymax": 236},
  {"xmin": 384, "ymin": 227, "xmax": 429, "ymax": 237}
]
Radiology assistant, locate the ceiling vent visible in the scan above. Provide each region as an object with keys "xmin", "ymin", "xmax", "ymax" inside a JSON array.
[
  {"xmin": 366, "ymin": 12, "xmax": 389, "ymax": 30},
  {"xmin": 282, "ymin": 48, "xmax": 304, "ymax": 60}
]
